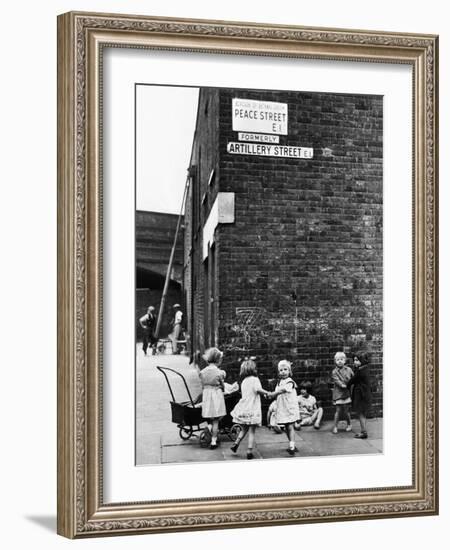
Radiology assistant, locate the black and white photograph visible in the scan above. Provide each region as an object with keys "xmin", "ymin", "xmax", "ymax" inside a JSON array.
[{"xmin": 135, "ymin": 84, "xmax": 383, "ymax": 465}]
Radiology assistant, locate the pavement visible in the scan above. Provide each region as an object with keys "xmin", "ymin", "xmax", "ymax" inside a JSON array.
[{"xmin": 136, "ymin": 347, "xmax": 383, "ymax": 465}]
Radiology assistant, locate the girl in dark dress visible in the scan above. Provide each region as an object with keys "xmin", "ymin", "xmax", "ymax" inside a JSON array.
[{"xmin": 348, "ymin": 352, "xmax": 372, "ymax": 439}]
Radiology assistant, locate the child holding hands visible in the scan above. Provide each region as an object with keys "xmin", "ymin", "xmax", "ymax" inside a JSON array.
[
  {"xmin": 266, "ymin": 360, "xmax": 300, "ymax": 455},
  {"xmin": 230, "ymin": 358, "xmax": 269, "ymax": 459}
]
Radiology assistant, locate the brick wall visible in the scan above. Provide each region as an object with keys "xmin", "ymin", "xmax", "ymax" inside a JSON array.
[
  {"xmin": 185, "ymin": 90, "xmax": 221, "ymax": 355},
  {"xmin": 186, "ymin": 88, "xmax": 383, "ymax": 419}
]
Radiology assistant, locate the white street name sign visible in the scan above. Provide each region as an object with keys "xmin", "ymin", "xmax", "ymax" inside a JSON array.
[
  {"xmin": 232, "ymin": 98, "xmax": 288, "ymax": 135},
  {"xmin": 227, "ymin": 142, "xmax": 313, "ymax": 159}
]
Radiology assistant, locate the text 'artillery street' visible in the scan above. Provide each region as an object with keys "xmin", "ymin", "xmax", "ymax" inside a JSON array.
[{"xmin": 227, "ymin": 142, "xmax": 314, "ymax": 159}]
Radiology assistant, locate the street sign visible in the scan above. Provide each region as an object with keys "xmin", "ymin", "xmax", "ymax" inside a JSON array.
[
  {"xmin": 232, "ymin": 98, "xmax": 288, "ymax": 135},
  {"xmin": 227, "ymin": 142, "xmax": 313, "ymax": 159}
]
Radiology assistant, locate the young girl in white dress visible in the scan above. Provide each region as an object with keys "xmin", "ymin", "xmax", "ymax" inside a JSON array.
[
  {"xmin": 199, "ymin": 347, "xmax": 226, "ymax": 449},
  {"xmin": 230, "ymin": 358, "xmax": 269, "ymax": 459},
  {"xmin": 267, "ymin": 360, "xmax": 300, "ymax": 455}
]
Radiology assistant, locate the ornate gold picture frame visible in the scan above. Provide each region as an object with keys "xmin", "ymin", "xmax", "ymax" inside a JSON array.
[{"xmin": 57, "ymin": 11, "xmax": 438, "ymax": 538}]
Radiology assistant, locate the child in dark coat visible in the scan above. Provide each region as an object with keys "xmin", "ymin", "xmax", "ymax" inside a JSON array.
[{"xmin": 347, "ymin": 351, "xmax": 372, "ymax": 439}]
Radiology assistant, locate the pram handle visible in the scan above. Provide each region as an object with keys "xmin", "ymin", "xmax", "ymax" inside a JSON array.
[{"xmin": 156, "ymin": 366, "xmax": 197, "ymax": 407}]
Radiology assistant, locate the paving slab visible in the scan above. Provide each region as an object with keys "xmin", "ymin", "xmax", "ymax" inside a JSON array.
[
  {"xmin": 305, "ymin": 438, "xmax": 376, "ymax": 456},
  {"xmin": 258, "ymin": 442, "xmax": 317, "ymax": 459},
  {"xmin": 162, "ymin": 444, "xmax": 226, "ymax": 463},
  {"xmin": 364, "ymin": 418, "xmax": 384, "ymax": 439},
  {"xmin": 224, "ymin": 447, "xmax": 264, "ymax": 461},
  {"xmin": 161, "ymin": 430, "xmax": 203, "ymax": 447},
  {"xmin": 136, "ymin": 348, "xmax": 202, "ymax": 465},
  {"xmin": 368, "ymin": 439, "xmax": 383, "ymax": 452},
  {"xmin": 136, "ymin": 433, "xmax": 161, "ymax": 465}
]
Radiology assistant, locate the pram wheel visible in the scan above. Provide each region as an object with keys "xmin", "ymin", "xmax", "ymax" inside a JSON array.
[
  {"xmin": 199, "ymin": 427, "xmax": 211, "ymax": 447},
  {"xmin": 229, "ymin": 424, "xmax": 242, "ymax": 441},
  {"xmin": 179, "ymin": 426, "xmax": 193, "ymax": 440}
]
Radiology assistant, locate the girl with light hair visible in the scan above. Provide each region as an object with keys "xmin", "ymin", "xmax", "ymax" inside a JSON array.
[
  {"xmin": 199, "ymin": 347, "xmax": 226, "ymax": 449},
  {"xmin": 230, "ymin": 358, "xmax": 269, "ymax": 459},
  {"xmin": 266, "ymin": 360, "xmax": 300, "ymax": 455}
]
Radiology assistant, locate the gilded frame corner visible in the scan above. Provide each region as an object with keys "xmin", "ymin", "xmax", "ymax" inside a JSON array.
[{"xmin": 57, "ymin": 11, "xmax": 439, "ymax": 538}]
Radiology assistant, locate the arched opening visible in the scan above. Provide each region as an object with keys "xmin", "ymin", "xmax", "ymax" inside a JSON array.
[{"xmin": 136, "ymin": 266, "xmax": 182, "ymax": 341}]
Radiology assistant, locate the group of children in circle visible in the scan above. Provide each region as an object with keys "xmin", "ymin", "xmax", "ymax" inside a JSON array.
[{"xmin": 199, "ymin": 347, "xmax": 372, "ymax": 459}]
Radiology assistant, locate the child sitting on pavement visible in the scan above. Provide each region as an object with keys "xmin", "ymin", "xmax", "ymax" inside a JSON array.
[
  {"xmin": 294, "ymin": 381, "xmax": 324, "ymax": 430},
  {"xmin": 267, "ymin": 400, "xmax": 283, "ymax": 433}
]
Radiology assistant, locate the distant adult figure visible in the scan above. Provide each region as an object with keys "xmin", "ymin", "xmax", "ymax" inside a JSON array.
[
  {"xmin": 169, "ymin": 303, "xmax": 183, "ymax": 354},
  {"xmin": 139, "ymin": 306, "xmax": 157, "ymax": 356}
]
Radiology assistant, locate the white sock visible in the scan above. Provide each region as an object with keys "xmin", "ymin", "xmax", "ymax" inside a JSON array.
[
  {"xmin": 211, "ymin": 436, "xmax": 217, "ymax": 445},
  {"xmin": 289, "ymin": 441, "xmax": 295, "ymax": 450}
]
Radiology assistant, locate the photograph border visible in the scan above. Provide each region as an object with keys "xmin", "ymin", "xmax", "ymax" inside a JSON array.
[{"xmin": 57, "ymin": 11, "xmax": 438, "ymax": 538}]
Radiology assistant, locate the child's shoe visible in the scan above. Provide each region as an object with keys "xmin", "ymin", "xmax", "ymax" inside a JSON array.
[
  {"xmin": 332, "ymin": 426, "xmax": 338, "ymax": 434},
  {"xmin": 230, "ymin": 443, "xmax": 239, "ymax": 453},
  {"xmin": 345, "ymin": 424, "xmax": 353, "ymax": 432},
  {"xmin": 247, "ymin": 451, "xmax": 254, "ymax": 460},
  {"xmin": 287, "ymin": 442, "xmax": 298, "ymax": 455}
]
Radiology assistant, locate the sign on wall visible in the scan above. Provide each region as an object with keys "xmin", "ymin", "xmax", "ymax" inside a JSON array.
[
  {"xmin": 227, "ymin": 142, "xmax": 313, "ymax": 159},
  {"xmin": 238, "ymin": 132, "xmax": 280, "ymax": 144},
  {"xmin": 232, "ymin": 98, "xmax": 288, "ymax": 135}
]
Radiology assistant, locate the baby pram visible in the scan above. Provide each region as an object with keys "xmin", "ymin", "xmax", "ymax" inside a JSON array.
[{"xmin": 157, "ymin": 366, "xmax": 241, "ymax": 445}]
